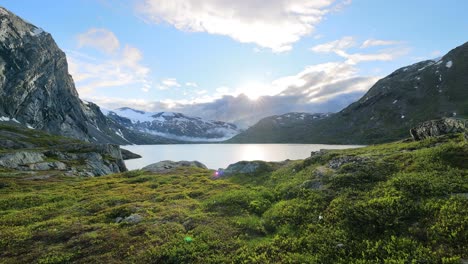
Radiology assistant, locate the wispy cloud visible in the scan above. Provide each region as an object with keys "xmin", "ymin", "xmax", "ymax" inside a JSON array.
[
  {"xmin": 360, "ymin": 39, "xmax": 402, "ymax": 48},
  {"xmin": 68, "ymin": 29, "xmax": 152, "ymax": 95},
  {"xmin": 135, "ymin": 0, "xmax": 346, "ymax": 52},
  {"xmin": 310, "ymin": 36, "xmax": 356, "ymax": 53},
  {"xmin": 185, "ymin": 82, "xmax": 198, "ymax": 88},
  {"xmin": 310, "ymin": 36, "xmax": 409, "ymax": 64},
  {"xmin": 76, "ymin": 28, "xmax": 120, "ymax": 54}
]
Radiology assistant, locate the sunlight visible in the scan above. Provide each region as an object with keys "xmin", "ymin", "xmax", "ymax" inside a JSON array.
[{"xmin": 237, "ymin": 81, "xmax": 269, "ymax": 101}]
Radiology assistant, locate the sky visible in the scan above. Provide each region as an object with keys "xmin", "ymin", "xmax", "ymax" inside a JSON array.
[{"xmin": 1, "ymin": 0, "xmax": 467, "ymax": 126}]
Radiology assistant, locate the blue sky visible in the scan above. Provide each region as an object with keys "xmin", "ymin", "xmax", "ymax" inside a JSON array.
[{"xmin": 1, "ymin": 0, "xmax": 467, "ymax": 125}]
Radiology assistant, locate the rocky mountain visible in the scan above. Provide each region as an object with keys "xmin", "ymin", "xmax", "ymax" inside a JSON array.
[
  {"xmin": 104, "ymin": 107, "xmax": 242, "ymax": 142},
  {"xmin": 229, "ymin": 41, "xmax": 468, "ymax": 144},
  {"xmin": 0, "ymin": 7, "xmax": 177, "ymax": 145}
]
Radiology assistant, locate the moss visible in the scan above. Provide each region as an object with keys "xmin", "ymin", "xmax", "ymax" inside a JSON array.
[{"xmin": 0, "ymin": 134, "xmax": 467, "ymax": 262}]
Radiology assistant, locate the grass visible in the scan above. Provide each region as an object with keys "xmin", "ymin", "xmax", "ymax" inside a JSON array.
[{"xmin": 0, "ymin": 134, "xmax": 467, "ymax": 263}]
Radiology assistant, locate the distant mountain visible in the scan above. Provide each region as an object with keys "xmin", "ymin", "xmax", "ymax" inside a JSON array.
[
  {"xmin": 227, "ymin": 112, "xmax": 330, "ymax": 143},
  {"xmin": 229, "ymin": 41, "xmax": 468, "ymax": 144},
  {"xmin": 104, "ymin": 107, "xmax": 242, "ymax": 142}
]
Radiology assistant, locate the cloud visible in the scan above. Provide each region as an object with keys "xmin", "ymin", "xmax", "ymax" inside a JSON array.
[
  {"xmin": 158, "ymin": 78, "xmax": 181, "ymax": 90},
  {"xmin": 310, "ymin": 36, "xmax": 356, "ymax": 53},
  {"xmin": 88, "ymin": 60, "xmax": 378, "ymax": 127},
  {"xmin": 310, "ymin": 37, "xmax": 409, "ymax": 64},
  {"xmin": 185, "ymin": 82, "xmax": 198, "ymax": 87},
  {"xmin": 77, "ymin": 28, "xmax": 120, "ymax": 54},
  {"xmin": 68, "ymin": 29, "xmax": 151, "ymax": 95},
  {"xmin": 135, "ymin": 0, "xmax": 342, "ymax": 52},
  {"xmin": 360, "ymin": 39, "xmax": 402, "ymax": 48}
]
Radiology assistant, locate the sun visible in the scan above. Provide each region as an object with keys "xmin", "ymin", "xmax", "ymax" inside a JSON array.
[{"xmin": 238, "ymin": 81, "xmax": 268, "ymax": 101}]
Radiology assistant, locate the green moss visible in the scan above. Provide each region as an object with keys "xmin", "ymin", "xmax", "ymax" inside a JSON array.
[{"xmin": 0, "ymin": 134, "xmax": 467, "ymax": 262}]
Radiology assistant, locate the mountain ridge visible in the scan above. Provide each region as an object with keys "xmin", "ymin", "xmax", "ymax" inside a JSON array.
[{"xmin": 229, "ymin": 41, "xmax": 468, "ymax": 144}]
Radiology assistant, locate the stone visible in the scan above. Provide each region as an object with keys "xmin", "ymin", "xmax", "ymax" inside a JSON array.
[
  {"xmin": 121, "ymin": 214, "xmax": 143, "ymax": 224},
  {"xmin": 328, "ymin": 156, "xmax": 368, "ymax": 170},
  {"xmin": 142, "ymin": 160, "xmax": 207, "ymax": 173},
  {"xmin": 120, "ymin": 148, "xmax": 142, "ymax": 160},
  {"xmin": 410, "ymin": 118, "xmax": 467, "ymax": 141},
  {"xmin": 222, "ymin": 161, "xmax": 274, "ymax": 176},
  {"xmin": 0, "ymin": 151, "xmax": 45, "ymax": 169}
]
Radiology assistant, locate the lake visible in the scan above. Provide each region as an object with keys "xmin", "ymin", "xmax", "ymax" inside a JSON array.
[{"xmin": 123, "ymin": 144, "xmax": 363, "ymax": 170}]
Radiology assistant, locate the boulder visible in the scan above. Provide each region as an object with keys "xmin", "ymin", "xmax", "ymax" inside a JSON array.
[
  {"xmin": 221, "ymin": 161, "xmax": 275, "ymax": 176},
  {"xmin": 142, "ymin": 160, "xmax": 207, "ymax": 173},
  {"xmin": 328, "ymin": 156, "xmax": 368, "ymax": 170},
  {"xmin": 120, "ymin": 148, "xmax": 142, "ymax": 160},
  {"xmin": 410, "ymin": 118, "xmax": 467, "ymax": 141}
]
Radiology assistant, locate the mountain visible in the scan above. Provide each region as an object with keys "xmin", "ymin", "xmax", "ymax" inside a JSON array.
[
  {"xmin": 0, "ymin": 7, "xmax": 128, "ymax": 143},
  {"xmin": 229, "ymin": 41, "xmax": 468, "ymax": 144},
  {"xmin": 227, "ymin": 112, "xmax": 330, "ymax": 143},
  {"xmin": 0, "ymin": 7, "xmax": 183, "ymax": 145},
  {"xmin": 104, "ymin": 107, "xmax": 242, "ymax": 142}
]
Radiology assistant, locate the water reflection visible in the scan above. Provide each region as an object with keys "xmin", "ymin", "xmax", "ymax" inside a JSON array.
[{"xmin": 123, "ymin": 144, "xmax": 363, "ymax": 170}]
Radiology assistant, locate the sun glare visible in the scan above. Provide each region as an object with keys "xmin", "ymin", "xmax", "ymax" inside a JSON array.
[{"xmin": 238, "ymin": 81, "xmax": 268, "ymax": 101}]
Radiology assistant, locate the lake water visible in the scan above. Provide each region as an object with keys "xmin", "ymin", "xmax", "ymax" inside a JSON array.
[{"xmin": 123, "ymin": 144, "xmax": 363, "ymax": 170}]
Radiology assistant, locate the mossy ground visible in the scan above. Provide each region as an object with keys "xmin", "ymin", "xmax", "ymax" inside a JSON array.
[{"xmin": 0, "ymin": 134, "xmax": 467, "ymax": 263}]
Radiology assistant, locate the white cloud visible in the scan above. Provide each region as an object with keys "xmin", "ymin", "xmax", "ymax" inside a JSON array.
[
  {"xmin": 68, "ymin": 29, "xmax": 151, "ymax": 95},
  {"xmin": 360, "ymin": 39, "xmax": 402, "ymax": 48},
  {"xmin": 158, "ymin": 78, "xmax": 181, "ymax": 90},
  {"xmin": 135, "ymin": 0, "xmax": 341, "ymax": 52},
  {"xmin": 310, "ymin": 37, "xmax": 409, "ymax": 64},
  {"xmin": 77, "ymin": 28, "xmax": 120, "ymax": 54},
  {"xmin": 185, "ymin": 82, "xmax": 198, "ymax": 87},
  {"xmin": 310, "ymin": 36, "xmax": 356, "ymax": 53}
]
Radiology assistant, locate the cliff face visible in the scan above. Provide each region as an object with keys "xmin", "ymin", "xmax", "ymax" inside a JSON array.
[{"xmin": 0, "ymin": 7, "xmax": 139, "ymax": 144}]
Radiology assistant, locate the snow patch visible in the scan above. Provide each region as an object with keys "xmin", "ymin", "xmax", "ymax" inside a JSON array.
[
  {"xmin": 392, "ymin": 100, "xmax": 398, "ymax": 104},
  {"xmin": 26, "ymin": 124, "xmax": 34, "ymax": 129},
  {"xmin": 115, "ymin": 129, "xmax": 130, "ymax": 143},
  {"xmin": 401, "ymin": 115, "xmax": 405, "ymax": 119},
  {"xmin": 418, "ymin": 62, "xmax": 434, "ymax": 71},
  {"xmin": 446, "ymin": 61, "xmax": 453, "ymax": 68}
]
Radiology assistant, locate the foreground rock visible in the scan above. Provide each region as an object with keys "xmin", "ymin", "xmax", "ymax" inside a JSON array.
[
  {"xmin": 0, "ymin": 143, "xmax": 127, "ymax": 177},
  {"xmin": 410, "ymin": 118, "xmax": 467, "ymax": 141},
  {"xmin": 220, "ymin": 160, "xmax": 290, "ymax": 176},
  {"xmin": 142, "ymin": 160, "xmax": 207, "ymax": 173}
]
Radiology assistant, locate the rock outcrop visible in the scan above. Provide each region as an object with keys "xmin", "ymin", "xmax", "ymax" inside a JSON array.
[
  {"xmin": 410, "ymin": 118, "xmax": 467, "ymax": 141},
  {"xmin": 142, "ymin": 160, "xmax": 207, "ymax": 173},
  {"xmin": 120, "ymin": 148, "xmax": 142, "ymax": 160},
  {"xmin": 0, "ymin": 143, "xmax": 128, "ymax": 176}
]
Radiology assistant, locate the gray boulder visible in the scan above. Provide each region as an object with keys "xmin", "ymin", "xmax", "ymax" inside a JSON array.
[
  {"xmin": 142, "ymin": 160, "xmax": 207, "ymax": 173},
  {"xmin": 221, "ymin": 161, "xmax": 275, "ymax": 176},
  {"xmin": 116, "ymin": 214, "xmax": 143, "ymax": 224},
  {"xmin": 328, "ymin": 156, "xmax": 368, "ymax": 170},
  {"xmin": 410, "ymin": 118, "xmax": 467, "ymax": 141}
]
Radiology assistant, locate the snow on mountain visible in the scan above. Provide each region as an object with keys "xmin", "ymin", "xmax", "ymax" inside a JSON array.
[{"xmin": 104, "ymin": 107, "xmax": 242, "ymax": 142}]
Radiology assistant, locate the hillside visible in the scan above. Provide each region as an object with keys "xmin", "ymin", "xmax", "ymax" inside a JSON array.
[
  {"xmin": 1, "ymin": 133, "xmax": 466, "ymax": 263},
  {"xmin": 229, "ymin": 41, "xmax": 468, "ymax": 144}
]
